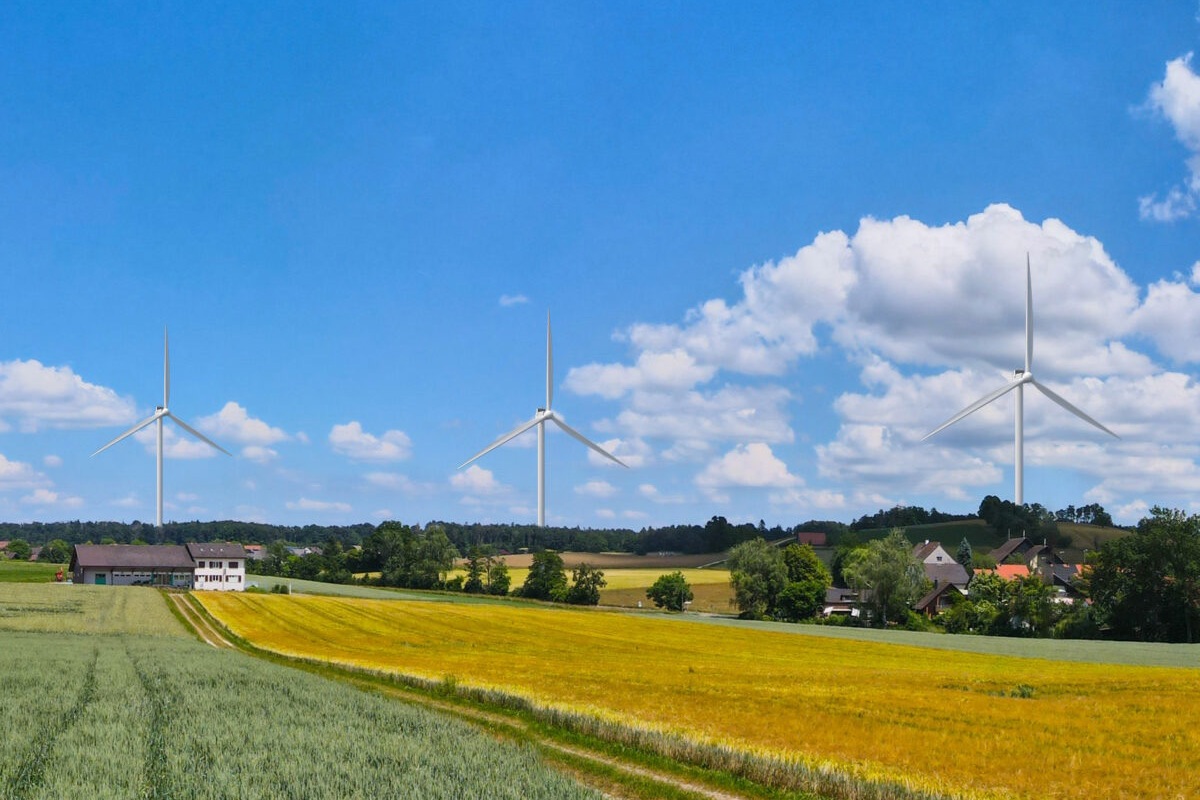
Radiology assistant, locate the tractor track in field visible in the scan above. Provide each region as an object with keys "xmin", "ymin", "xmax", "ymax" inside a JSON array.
[{"xmin": 171, "ymin": 591, "xmax": 758, "ymax": 800}]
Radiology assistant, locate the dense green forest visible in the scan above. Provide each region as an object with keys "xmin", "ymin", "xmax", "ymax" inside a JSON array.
[{"xmin": 0, "ymin": 498, "xmax": 1123, "ymax": 555}]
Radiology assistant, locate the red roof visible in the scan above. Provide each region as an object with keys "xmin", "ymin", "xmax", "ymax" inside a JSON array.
[{"xmin": 974, "ymin": 564, "xmax": 1031, "ymax": 580}]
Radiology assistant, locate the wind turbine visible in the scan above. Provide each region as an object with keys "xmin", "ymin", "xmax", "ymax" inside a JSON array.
[
  {"xmin": 93, "ymin": 329, "xmax": 230, "ymax": 529},
  {"xmin": 922, "ymin": 256, "xmax": 1118, "ymax": 505},
  {"xmin": 460, "ymin": 313, "xmax": 629, "ymax": 527}
]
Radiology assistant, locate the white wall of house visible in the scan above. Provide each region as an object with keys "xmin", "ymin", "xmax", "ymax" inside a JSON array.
[
  {"xmin": 193, "ymin": 558, "xmax": 246, "ymax": 592},
  {"xmin": 919, "ymin": 543, "xmax": 954, "ymax": 564}
]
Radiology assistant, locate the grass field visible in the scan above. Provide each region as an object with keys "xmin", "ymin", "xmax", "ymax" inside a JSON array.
[
  {"xmin": 0, "ymin": 585, "xmax": 599, "ymax": 800},
  {"xmin": 202, "ymin": 591, "xmax": 1200, "ymax": 800},
  {"xmin": 0, "ymin": 560, "xmax": 65, "ymax": 583}
]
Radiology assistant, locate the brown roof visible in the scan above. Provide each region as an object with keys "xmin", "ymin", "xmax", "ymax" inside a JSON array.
[
  {"xmin": 915, "ymin": 582, "xmax": 966, "ymax": 612},
  {"xmin": 925, "ymin": 562, "xmax": 971, "ymax": 587},
  {"xmin": 912, "ymin": 541, "xmax": 943, "ymax": 561},
  {"xmin": 989, "ymin": 537, "xmax": 1033, "ymax": 563},
  {"xmin": 72, "ymin": 544, "xmax": 194, "ymax": 570},
  {"xmin": 186, "ymin": 542, "xmax": 248, "ymax": 560}
]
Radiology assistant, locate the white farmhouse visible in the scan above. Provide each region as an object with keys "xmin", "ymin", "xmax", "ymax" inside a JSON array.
[{"xmin": 69, "ymin": 543, "xmax": 248, "ymax": 591}]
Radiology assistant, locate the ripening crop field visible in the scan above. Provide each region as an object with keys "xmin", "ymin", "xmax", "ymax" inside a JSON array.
[
  {"xmin": 0, "ymin": 586, "xmax": 598, "ymax": 800},
  {"xmin": 201, "ymin": 592, "xmax": 1200, "ymax": 800}
]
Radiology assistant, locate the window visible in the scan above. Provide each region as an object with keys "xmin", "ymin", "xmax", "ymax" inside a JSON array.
[
  {"xmin": 229, "ymin": 561, "xmax": 238, "ymax": 569},
  {"xmin": 197, "ymin": 561, "xmax": 206, "ymax": 568}
]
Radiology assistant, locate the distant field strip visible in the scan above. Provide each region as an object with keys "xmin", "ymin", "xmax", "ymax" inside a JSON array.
[
  {"xmin": 202, "ymin": 593, "xmax": 1200, "ymax": 800},
  {"xmin": 0, "ymin": 587, "xmax": 600, "ymax": 800},
  {"xmin": 447, "ymin": 566, "xmax": 731, "ymax": 591}
]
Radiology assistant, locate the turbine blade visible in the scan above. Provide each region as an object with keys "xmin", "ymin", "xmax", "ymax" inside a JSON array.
[
  {"xmin": 1031, "ymin": 381, "xmax": 1119, "ymax": 438},
  {"xmin": 459, "ymin": 414, "xmax": 543, "ymax": 469},
  {"xmin": 546, "ymin": 311, "xmax": 553, "ymax": 410},
  {"xmin": 163, "ymin": 327, "xmax": 171, "ymax": 408},
  {"xmin": 92, "ymin": 413, "xmax": 160, "ymax": 456},
  {"xmin": 922, "ymin": 379, "xmax": 1021, "ymax": 441},
  {"xmin": 548, "ymin": 413, "xmax": 628, "ymax": 467},
  {"xmin": 1025, "ymin": 254, "xmax": 1033, "ymax": 373},
  {"xmin": 166, "ymin": 413, "xmax": 232, "ymax": 455}
]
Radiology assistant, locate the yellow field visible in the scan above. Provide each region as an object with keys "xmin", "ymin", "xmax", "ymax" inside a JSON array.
[
  {"xmin": 199, "ymin": 593, "xmax": 1200, "ymax": 799},
  {"xmin": 448, "ymin": 566, "xmax": 729, "ymax": 592}
]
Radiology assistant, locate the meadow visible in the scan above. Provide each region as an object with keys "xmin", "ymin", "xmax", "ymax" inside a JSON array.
[
  {"xmin": 0, "ymin": 560, "xmax": 64, "ymax": 583},
  {"xmin": 202, "ymin": 592, "xmax": 1200, "ymax": 800},
  {"xmin": 0, "ymin": 586, "xmax": 598, "ymax": 800}
]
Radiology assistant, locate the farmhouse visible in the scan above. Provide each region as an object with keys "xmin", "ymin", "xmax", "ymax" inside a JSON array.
[{"xmin": 70, "ymin": 543, "xmax": 247, "ymax": 590}]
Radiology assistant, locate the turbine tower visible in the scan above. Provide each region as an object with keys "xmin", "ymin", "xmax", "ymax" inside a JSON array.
[
  {"xmin": 922, "ymin": 256, "xmax": 1118, "ymax": 505},
  {"xmin": 460, "ymin": 313, "xmax": 628, "ymax": 526},
  {"xmin": 94, "ymin": 329, "xmax": 230, "ymax": 529}
]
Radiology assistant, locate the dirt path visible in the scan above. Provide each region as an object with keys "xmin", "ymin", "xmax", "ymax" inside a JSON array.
[{"xmin": 172, "ymin": 591, "xmax": 759, "ymax": 800}]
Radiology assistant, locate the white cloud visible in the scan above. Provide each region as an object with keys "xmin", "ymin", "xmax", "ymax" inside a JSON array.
[
  {"xmin": 0, "ymin": 360, "xmax": 136, "ymax": 432},
  {"xmin": 329, "ymin": 421, "xmax": 412, "ymax": 461},
  {"xmin": 132, "ymin": 425, "xmax": 223, "ymax": 459},
  {"xmin": 566, "ymin": 349, "xmax": 717, "ymax": 399},
  {"xmin": 112, "ymin": 494, "xmax": 141, "ymax": 508},
  {"xmin": 364, "ymin": 471, "xmax": 431, "ymax": 495},
  {"xmin": 595, "ymin": 508, "xmax": 615, "ymax": 519},
  {"xmin": 586, "ymin": 436, "xmax": 653, "ymax": 468},
  {"xmin": 574, "ymin": 480, "xmax": 618, "ymax": 498},
  {"xmin": 450, "ymin": 465, "xmax": 508, "ymax": 496},
  {"xmin": 696, "ymin": 443, "xmax": 801, "ymax": 491},
  {"xmin": 21, "ymin": 488, "xmax": 83, "ymax": 507},
  {"xmin": 241, "ymin": 446, "xmax": 278, "ymax": 464},
  {"xmin": 43, "ymin": 455, "xmax": 62, "ymax": 468},
  {"xmin": 638, "ymin": 482, "xmax": 686, "ymax": 504},
  {"xmin": 176, "ymin": 492, "xmax": 199, "ymax": 502},
  {"xmin": 0, "ymin": 454, "xmax": 47, "ymax": 491},
  {"xmin": 197, "ymin": 402, "xmax": 290, "ymax": 445},
  {"xmin": 1139, "ymin": 53, "xmax": 1200, "ymax": 221},
  {"xmin": 597, "ymin": 385, "xmax": 794, "ymax": 448},
  {"xmin": 500, "ymin": 294, "xmax": 529, "ymax": 307},
  {"xmin": 285, "ymin": 497, "xmax": 352, "ymax": 513}
]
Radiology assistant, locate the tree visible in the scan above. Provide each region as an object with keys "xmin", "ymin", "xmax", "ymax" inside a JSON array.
[
  {"xmin": 520, "ymin": 550, "xmax": 568, "ymax": 601},
  {"xmin": 842, "ymin": 529, "xmax": 927, "ymax": 626},
  {"xmin": 566, "ymin": 563, "xmax": 606, "ymax": 605},
  {"xmin": 5, "ymin": 539, "xmax": 31, "ymax": 561},
  {"xmin": 646, "ymin": 571, "xmax": 693, "ymax": 611},
  {"xmin": 955, "ymin": 538, "xmax": 973, "ymax": 572},
  {"xmin": 486, "ymin": 559, "xmax": 511, "ymax": 595},
  {"xmin": 38, "ymin": 539, "xmax": 71, "ymax": 564},
  {"xmin": 727, "ymin": 538, "xmax": 788, "ymax": 619},
  {"xmin": 463, "ymin": 546, "xmax": 488, "ymax": 594},
  {"xmin": 776, "ymin": 544, "xmax": 831, "ymax": 622},
  {"xmin": 1086, "ymin": 507, "xmax": 1200, "ymax": 643}
]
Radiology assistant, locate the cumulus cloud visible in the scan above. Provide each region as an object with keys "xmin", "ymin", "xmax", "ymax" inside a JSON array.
[
  {"xmin": 132, "ymin": 425, "xmax": 224, "ymax": 459},
  {"xmin": 364, "ymin": 471, "xmax": 433, "ymax": 495},
  {"xmin": 21, "ymin": 488, "xmax": 83, "ymax": 507},
  {"xmin": 241, "ymin": 446, "xmax": 278, "ymax": 464},
  {"xmin": 1139, "ymin": 53, "xmax": 1200, "ymax": 221},
  {"xmin": 586, "ymin": 437, "xmax": 653, "ymax": 469},
  {"xmin": 286, "ymin": 497, "xmax": 352, "ymax": 513},
  {"xmin": 450, "ymin": 465, "xmax": 508, "ymax": 496},
  {"xmin": 695, "ymin": 443, "xmax": 801, "ymax": 493},
  {"xmin": 43, "ymin": 455, "xmax": 62, "ymax": 468},
  {"xmin": 329, "ymin": 421, "xmax": 412, "ymax": 461},
  {"xmin": 0, "ymin": 454, "xmax": 48, "ymax": 490},
  {"xmin": 198, "ymin": 402, "xmax": 290, "ymax": 446},
  {"xmin": 0, "ymin": 360, "xmax": 136, "ymax": 432},
  {"xmin": 574, "ymin": 480, "xmax": 618, "ymax": 498},
  {"xmin": 500, "ymin": 294, "xmax": 529, "ymax": 307}
]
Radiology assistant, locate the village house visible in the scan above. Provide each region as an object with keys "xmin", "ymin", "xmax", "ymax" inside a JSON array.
[
  {"xmin": 912, "ymin": 540, "xmax": 970, "ymax": 589},
  {"xmin": 70, "ymin": 543, "xmax": 247, "ymax": 590}
]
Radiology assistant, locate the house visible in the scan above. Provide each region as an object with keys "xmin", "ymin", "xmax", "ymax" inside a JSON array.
[
  {"xmin": 915, "ymin": 582, "xmax": 967, "ymax": 619},
  {"xmin": 822, "ymin": 587, "xmax": 860, "ymax": 618},
  {"xmin": 242, "ymin": 544, "xmax": 266, "ymax": 561},
  {"xmin": 187, "ymin": 543, "xmax": 248, "ymax": 592},
  {"xmin": 989, "ymin": 537, "xmax": 1036, "ymax": 564},
  {"xmin": 912, "ymin": 541, "xmax": 970, "ymax": 589},
  {"xmin": 70, "ymin": 543, "xmax": 248, "ymax": 591},
  {"xmin": 795, "ymin": 531, "xmax": 827, "ymax": 547},
  {"xmin": 974, "ymin": 563, "xmax": 1032, "ymax": 581}
]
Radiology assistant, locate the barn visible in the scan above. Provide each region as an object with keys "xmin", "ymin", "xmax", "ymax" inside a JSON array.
[{"xmin": 70, "ymin": 543, "xmax": 247, "ymax": 590}]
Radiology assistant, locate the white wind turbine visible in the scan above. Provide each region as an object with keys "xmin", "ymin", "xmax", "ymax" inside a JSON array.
[
  {"xmin": 460, "ymin": 313, "xmax": 628, "ymax": 526},
  {"xmin": 93, "ymin": 329, "xmax": 230, "ymax": 529},
  {"xmin": 922, "ymin": 256, "xmax": 1118, "ymax": 505}
]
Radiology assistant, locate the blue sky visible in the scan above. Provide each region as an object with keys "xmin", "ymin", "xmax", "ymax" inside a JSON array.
[{"xmin": 2, "ymin": 2, "xmax": 1199, "ymax": 529}]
